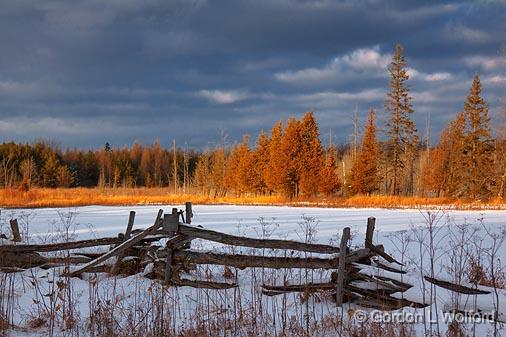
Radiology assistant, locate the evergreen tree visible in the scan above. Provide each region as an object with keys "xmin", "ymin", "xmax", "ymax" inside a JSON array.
[
  {"xmin": 384, "ymin": 43, "xmax": 418, "ymax": 195},
  {"xmin": 298, "ymin": 112, "xmax": 324, "ymax": 197},
  {"xmin": 462, "ymin": 75, "xmax": 494, "ymax": 199},
  {"xmin": 351, "ymin": 109, "xmax": 379, "ymax": 194}
]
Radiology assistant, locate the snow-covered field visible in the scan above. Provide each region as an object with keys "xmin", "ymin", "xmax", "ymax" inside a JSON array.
[
  {"xmin": 2, "ymin": 204, "xmax": 506, "ymax": 243},
  {"xmin": 1, "ymin": 205, "xmax": 506, "ymax": 336}
]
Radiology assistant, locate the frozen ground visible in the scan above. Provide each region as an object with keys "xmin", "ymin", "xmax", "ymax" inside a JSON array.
[{"xmin": 1, "ymin": 205, "xmax": 506, "ymax": 336}]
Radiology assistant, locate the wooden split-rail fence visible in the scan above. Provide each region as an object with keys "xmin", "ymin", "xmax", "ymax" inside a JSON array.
[{"xmin": 0, "ymin": 203, "xmax": 500, "ymax": 314}]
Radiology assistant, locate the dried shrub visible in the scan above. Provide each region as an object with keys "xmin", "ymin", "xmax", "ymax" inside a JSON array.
[
  {"xmin": 27, "ymin": 317, "xmax": 46, "ymax": 329},
  {"xmin": 467, "ymin": 255, "xmax": 506, "ymax": 288}
]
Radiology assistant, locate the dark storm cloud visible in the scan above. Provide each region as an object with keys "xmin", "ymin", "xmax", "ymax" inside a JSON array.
[{"xmin": 0, "ymin": 0, "xmax": 505, "ymax": 148}]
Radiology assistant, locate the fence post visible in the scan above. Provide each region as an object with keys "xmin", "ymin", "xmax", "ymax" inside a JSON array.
[
  {"xmin": 335, "ymin": 227, "xmax": 350, "ymax": 306},
  {"xmin": 10, "ymin": 219, "xmax": 22, "ymax": 242},
  {"xmin": 164, "ymin": 209, "xmax": 180, "ymax": 284},
  {"xmin": 111, "ymin": 211, "xmax": 136, "ymax": 274},
  {"xmin": 365, "ymin": 217, "xmax": 376, "ymax": 248},
  {"xmin": 185, "ymin": 202, "xmax": 193, "ymax": 224},
  {"xmin": 124, "ymin": 211, "xmax": 136, "ymax": 240}
]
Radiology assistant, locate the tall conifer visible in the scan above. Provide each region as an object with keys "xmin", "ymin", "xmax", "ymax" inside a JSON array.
[
  {"xmin": 462, "ymin": 75, "xmax": 493, "ymax": 199},
  {"xmin": 384, "ymin": 43, "xmax": 418, "ymax": 195}
]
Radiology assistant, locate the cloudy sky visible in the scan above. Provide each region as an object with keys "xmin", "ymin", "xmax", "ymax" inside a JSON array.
[{"xmin": 0, "ymin": 0, "xmax": 505, "ymax": 149}]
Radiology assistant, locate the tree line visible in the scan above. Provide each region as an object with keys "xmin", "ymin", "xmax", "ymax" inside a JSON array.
[{"xmin": 1, "ymin": 44, "xmax": 504, "ymax": 200}]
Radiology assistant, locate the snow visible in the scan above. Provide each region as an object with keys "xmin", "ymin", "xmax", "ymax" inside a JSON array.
[
  {"xmin": 1, "ymin": 204, "xmax": 506, "ymax": 336},
  {"xmin": 2, "ymin": 204, "xmax": 505, "ymax": 243}
]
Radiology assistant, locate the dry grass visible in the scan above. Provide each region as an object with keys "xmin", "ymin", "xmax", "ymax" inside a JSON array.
[{"xmin": 0, "ymin": 188, "xmax": 504, "ymax": 209}]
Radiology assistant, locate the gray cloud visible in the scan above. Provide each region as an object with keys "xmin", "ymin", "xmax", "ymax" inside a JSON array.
[{"xmin": 0, "ymin": 0, "xmax": 505, "ymax": 148}]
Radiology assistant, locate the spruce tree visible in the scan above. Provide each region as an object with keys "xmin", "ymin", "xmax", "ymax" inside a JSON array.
[
  {"xmin": 462, "ymin": 75, "xmax": 493, "ymax": 199},
  {"xmin": 384, "ymin": 43, "xmax": 418, "ymax": 195}
]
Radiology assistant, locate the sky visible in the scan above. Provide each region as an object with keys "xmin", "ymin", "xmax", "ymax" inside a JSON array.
[{"xmin": 0, "ymin": 0, "xmax": 505, "ymax": 150}]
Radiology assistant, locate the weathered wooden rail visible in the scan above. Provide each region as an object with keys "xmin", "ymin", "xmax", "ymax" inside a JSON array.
[{"xmin": 0, "ymin": 202, "xmax": 502, "ymax": 317}]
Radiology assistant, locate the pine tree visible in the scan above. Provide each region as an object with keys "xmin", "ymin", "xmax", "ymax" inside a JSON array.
[
  {"xmin": 298, "ymin": 112, "xmax": 324, "ymax": 197},
  {"xmin": 351, "ymin": 109, "xmax": 379, "ymax": 194},
  {"xmin": 462, "ymin": 75, "xmax": 494, "ymax": 199},
  {"xmin": 384, "ymin": 43, "xmax": 418, "ymax": 195}
]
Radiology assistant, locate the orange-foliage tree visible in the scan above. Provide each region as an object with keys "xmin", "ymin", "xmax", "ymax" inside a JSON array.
[
  {"xmin": 421, "ymin": 112, "xmax": 465, "ymax": 197},
  {"xmin": 279, "ymin": 117, "xmax": 302, "ymax": 198},
  {"xmin": 319, "ymin": 146, "xmax": 341, "ymax": 196},
  {"xmin": 351, "ymin": 109, "xmax": 379, "ymax": 195},
  {"xmin": 265, "ymin": 122, "xmax": 285, "ymax": 194},
  {"xmin": 298, "ymin": 112, "xmax": 324, "ymax": 197},
  {"xmin": 251, "ymin": 131, "xmax": 270, "ymax": 195},
  {"xmin": 228, "ymin": 135, "xmax": 255, "ymax": 196}
]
